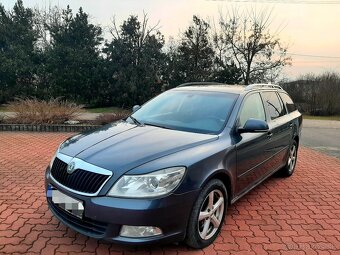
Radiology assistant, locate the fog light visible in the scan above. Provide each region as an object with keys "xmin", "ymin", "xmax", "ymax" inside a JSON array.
[{"xmin": 120, "ymin": 225, "xmax": 162, "ymax": 238}]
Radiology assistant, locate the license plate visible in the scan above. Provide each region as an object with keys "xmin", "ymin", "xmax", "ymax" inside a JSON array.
[{"xmin": 47, "ymin": 185, "xmax": 84, "ymax": 219}]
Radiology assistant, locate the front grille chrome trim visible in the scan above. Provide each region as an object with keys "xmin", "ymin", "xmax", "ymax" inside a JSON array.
[
  {"xmin": 50, "ymin": 151, "xmax": 113, "ymax": 197},
  {"xmin": 56, "ymin": 152, "xmax": 112, "ymax": 176}
]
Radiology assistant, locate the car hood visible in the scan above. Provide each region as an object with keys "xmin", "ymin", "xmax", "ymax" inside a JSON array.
[{"xmin": 59, "ymin": 121, "xmax": 218, "ymax": 173}]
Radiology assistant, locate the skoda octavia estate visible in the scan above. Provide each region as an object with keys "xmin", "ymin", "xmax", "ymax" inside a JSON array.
[{"xmin": 45, "ymin": 83, "xmax": 302, "ymax": 248}]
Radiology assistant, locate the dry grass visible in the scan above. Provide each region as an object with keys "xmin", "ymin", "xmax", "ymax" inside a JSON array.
[
  {"xmin": 92, "ymin": 112, "xmax": 130, "ymax": 125},
  {"xmin": 303, "ymin": 114, "xmax": 340, "ymax": 121},
  {"xmin": 6, "ymin": 98, "xmax": 83, "ymax": 124}
]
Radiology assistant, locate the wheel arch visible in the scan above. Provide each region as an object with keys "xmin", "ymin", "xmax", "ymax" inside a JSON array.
[
  {"xmin": 294, "ymin": 135, "xmax": 299, "ymax": 146},
  {"xmin": 201, "ymin": 170, "xmax": 234, "ymax": 205}
]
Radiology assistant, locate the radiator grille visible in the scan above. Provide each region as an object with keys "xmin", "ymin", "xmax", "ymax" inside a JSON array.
[{"xmin": 50, "ymin": 157, "xmax": 109, "ymax": 194}]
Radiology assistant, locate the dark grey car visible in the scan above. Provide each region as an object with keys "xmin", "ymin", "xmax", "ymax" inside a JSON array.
[{"xmin": 45, "ymin": 83, "xmax": 302, "ymax": 248}]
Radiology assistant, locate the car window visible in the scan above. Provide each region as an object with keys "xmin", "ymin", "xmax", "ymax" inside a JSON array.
[
  {"xmin": 277, "ymin": 92, "xmax": 288, "ymax": 116},
  {"xmin": 239, "ymin": 93, "xmax": 266, "ymax": 127},
  {"xmin": 279, "ymin": 92, "xmax": 297, "ymax": 113},
  {"xmin": 262, "ymin": 91, "xmax": 286, "ymax": 120},
  {"xmin": 131, "ymin": 90, "xmax": 238, "ymax": 134}
]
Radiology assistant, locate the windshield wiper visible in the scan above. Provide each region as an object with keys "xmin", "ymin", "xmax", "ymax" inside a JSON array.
[
  {"xmin": 129, "ymin": 116, "xmax": 143, "ymax": 126},
  {"xmin": 143, "ymin": 122, "xmax": 172, "ymax": 130}
]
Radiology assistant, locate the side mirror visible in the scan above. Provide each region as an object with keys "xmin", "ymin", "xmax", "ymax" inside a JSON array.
[
  {"xmin": 132, "ymin": 105, "xmax": 141, "ymax": 113},
  {"xmin": 238, "ymin": 118, "xmax": 269, "ymax": 133}
]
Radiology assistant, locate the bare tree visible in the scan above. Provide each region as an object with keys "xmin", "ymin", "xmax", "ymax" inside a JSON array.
[
  {"xmin": 282, "ymin": 72, "xmax": 340, "ymax": 115},
  {"xmin": 33, "ymin": 5, "xmax": 62, "ymax": 50},
  {"xmin": 218, "ymin": 8, "xmax": 291, "ymax": 84}
]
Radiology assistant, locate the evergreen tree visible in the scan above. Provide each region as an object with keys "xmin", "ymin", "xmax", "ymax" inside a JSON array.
[
  {"xmin": 176, "ymin": 16, "xmax": 215, "ymax": 83},
  {"xmin": 45, "ymin": 6, "xmax": 103, "ymax": 104},
  {"xmin": 103, "ymin": 15, "xmax": 165, "ymax": 107},
  {"xmin": 166, "ymin": 15, "xmax": 241, "ymax": 86},
  {"xmin": 0, "ymin": 0, "xmax": 39, "ymax": 103}
]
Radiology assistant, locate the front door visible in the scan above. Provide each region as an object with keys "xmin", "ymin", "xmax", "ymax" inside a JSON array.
[{"xmin": 235, "ymin": 92, "xmax": 272, "ymax": 195}]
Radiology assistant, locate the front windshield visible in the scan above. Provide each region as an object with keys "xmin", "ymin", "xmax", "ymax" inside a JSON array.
[{"xmin": 129, "ymin": 90, "xmax": 238, "ymax": 134}]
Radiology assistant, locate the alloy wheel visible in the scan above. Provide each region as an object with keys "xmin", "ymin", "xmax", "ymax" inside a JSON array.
[
  {"xmin": 198, "ymin": 189, "xmax": 224, "ymax": 240},
  {"xmin": 288, "ymin": 144, "xmax": 297, "ymax": 173}
]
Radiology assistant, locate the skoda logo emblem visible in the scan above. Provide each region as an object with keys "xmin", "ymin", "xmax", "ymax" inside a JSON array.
[{"xmin": 67, "ymin": 161, "xmax": 76, "ymax": 174}]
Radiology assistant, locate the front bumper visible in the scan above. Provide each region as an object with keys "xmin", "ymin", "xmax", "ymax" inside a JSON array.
[{"xmin": 45, "ymin": 170, "xmax": 199, "ymax": 245}]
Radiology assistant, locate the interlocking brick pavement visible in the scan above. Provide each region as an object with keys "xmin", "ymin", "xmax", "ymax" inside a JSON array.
[{"xmin": 0, "ymin": 132, "xmax": 339, "ymax": 254}]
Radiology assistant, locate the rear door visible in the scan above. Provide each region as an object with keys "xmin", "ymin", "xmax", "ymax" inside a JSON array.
[
  {"xmin": 278, "ymin": 91, "xmax": 302, "ymax": 147},
  {"xmin": 260, "ymin": 91, "xmax": 292, "ymax": 172}
]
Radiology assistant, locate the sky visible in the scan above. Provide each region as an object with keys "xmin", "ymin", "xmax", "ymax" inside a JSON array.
[{"xmin": 3, "ymin": 0, "xmax": 340, "ymax": 79}]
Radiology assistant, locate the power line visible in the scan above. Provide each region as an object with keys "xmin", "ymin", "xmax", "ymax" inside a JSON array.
[
  {"xmin": 293, "ymin": 60, "xmax": 340, "ymax": 63},
  {"xmin": 223, "ymin": 0, "xmax": 340, "ymax": 4},
  {"xmin": 287, "ymin": 52, "xmax": 340, "ymax": 59}
]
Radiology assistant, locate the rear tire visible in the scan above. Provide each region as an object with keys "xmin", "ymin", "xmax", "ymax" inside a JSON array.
[
  {"xmin": 185, "ymin": 179, "xmax": 227, "ymax": 249},
  {"xmin": 279, "ymin": 140, "xmax": 298, "ymax": 177}
]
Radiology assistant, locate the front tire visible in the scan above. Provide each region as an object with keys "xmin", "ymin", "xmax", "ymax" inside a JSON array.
[{"xmin": 185, "ymin": 179, "xmax": 227, "ymax": 249}]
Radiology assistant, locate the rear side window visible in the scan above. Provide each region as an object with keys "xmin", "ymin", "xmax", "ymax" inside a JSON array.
[
  {"xmin": 261, "ymin": 92, "xmax": 286, "ymax": 120},
  {"xmin": 279, "ymin": 92, "xmax": 297, "ymax": 113},
  {"xmin": 239, "ymin": 93, "xmax": 266, "ymax": 127}
]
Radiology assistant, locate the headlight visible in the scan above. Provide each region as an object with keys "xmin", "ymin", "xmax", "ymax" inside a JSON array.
[{"xmin": 107, "ymin": 167, "xmax": 186, "ymax": 198}]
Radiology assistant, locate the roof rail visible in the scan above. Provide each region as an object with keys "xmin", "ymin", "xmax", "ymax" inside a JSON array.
[
  {"xmin": 245, "ymin": 83, "xmax": 283, "ymax": 91},
  {"xmin": 177, "ymin": 82, "xmax": 226, "ymax": 88}
]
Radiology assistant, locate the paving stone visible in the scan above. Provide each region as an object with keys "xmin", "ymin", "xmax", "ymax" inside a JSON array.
[{"xmin": 0, "ymin": 132, "xmax": 339, "ymax": 254}]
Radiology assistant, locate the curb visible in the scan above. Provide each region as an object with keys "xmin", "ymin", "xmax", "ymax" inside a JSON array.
[{"xmin": 0, "ymin": 124, "xmax": 100, "ymax": 132}]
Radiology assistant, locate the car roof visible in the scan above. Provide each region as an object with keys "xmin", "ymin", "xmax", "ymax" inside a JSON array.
[{"xmin": 171, "ymin": 82, "xmax": 284, "ymax": 94}]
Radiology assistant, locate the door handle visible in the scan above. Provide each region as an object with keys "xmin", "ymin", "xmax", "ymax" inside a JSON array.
[{"xmin": 267, "ymin": 132, "xmax": 273, "ymax": 139}]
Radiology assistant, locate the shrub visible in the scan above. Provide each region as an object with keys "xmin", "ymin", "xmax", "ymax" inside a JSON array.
[
  {"xmin": 6, "ymin": 98, "xmax": 83, "ymax": 124},
  {"xmin": 93, "ymin": 112, "xmax": 130, "ymax": 125}
]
